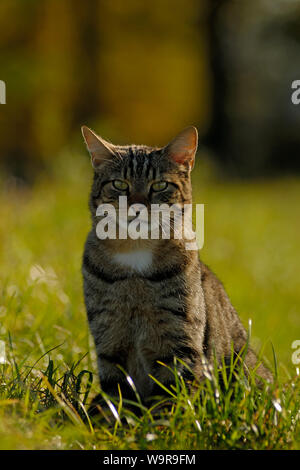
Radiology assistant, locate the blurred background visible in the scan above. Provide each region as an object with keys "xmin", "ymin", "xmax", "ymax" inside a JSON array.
[
  {"xmin": 1, "ymin": 0, "xmax": 300, "ymax": 180},
  {"xmin": 0, "ymin": 0, "xmax": 300, "ymax": 377}
]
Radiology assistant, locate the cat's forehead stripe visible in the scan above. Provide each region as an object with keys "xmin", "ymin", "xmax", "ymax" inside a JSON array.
[
  {"xmin": 123, "ymin": 147, "xmax": 152, "ymax": 179},
  {"xmin": 102, "ymin": 146, "xmax": 164, "ymax": 182},
  {"xmin": 142, "ymin": 158, "xmax": 149, "ymax": 176},
  {"xmin": 133, "ymin": 154, "xmax": 138, "ymax": 173}
]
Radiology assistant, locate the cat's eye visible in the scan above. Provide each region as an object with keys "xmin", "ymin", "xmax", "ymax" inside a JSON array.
[
  {"xmin": 152, "ymin": 181, "xmax": 168, "ymax": 192},
  {"xmin": 113, "ymin": 180, "xmax": 129, "ymax": 191}
]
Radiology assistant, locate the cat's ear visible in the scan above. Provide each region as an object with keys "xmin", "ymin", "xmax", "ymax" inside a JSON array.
[
  {"xmin": 81, "ymin": 126, "xmax": 115, "ymax": 169},
  {"xmin": 164, "ymin": 126, "xmax": 198, "ymax": 169}
]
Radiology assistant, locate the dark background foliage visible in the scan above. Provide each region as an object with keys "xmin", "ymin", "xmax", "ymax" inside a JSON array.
[{"xmin": 1, "ymin": 0, "xmax": 300, "ymax": 180}]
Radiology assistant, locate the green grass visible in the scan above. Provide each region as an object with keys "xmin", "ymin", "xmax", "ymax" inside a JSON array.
[{"xmin": 0, "ymin": 153, "xmax": 299, "ymax": 449}]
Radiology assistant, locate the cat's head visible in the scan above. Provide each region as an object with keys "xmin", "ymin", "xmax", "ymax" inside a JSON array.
[{"xmin": 81, "ymin": 126, "xmax": 198, "ymax": 218}]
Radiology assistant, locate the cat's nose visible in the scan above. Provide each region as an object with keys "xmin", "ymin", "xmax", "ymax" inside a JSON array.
[{"xmin": 128, "ymin": 193, "xmax": 148, "ymax": 206}]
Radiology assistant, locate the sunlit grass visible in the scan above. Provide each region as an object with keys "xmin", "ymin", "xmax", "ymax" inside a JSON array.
[{"xmin": 0, "ymin": 153, "xmax": 299, "ymax": 449}]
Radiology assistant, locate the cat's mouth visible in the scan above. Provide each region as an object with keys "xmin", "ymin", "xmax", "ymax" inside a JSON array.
[
  {"xmin": 95, "ymin": 204, "xmax": 188, "ymax": 242},
  {"xmin": 117, "ymin": 212, "xmax": 149, "ymax": 228}
]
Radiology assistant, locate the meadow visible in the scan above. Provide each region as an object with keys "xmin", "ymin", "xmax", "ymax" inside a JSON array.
[{"xmin": 0, "ymin": 152, "xmax": 299, "ymax": 450}]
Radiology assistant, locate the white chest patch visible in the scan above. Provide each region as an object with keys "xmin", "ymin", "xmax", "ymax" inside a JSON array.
[{"xmin": 113, "ymin": 250, "xmax": 153, "ymax": 272}]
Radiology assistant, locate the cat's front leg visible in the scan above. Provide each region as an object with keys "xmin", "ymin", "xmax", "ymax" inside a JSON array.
[
  {"xmin": 88, "ymin": 354, "xmax": 138, "ymax": 420},
  {"xmin": 146, "ymin": 348, "xmax": 198, "ymax": 401}
]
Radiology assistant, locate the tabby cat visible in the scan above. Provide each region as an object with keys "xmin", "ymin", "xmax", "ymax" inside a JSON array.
[{"xmin": 81, "ymin": 126, "xmax": 272, "ymax": 413}]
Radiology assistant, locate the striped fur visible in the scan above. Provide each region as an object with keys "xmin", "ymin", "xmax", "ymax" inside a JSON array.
[{"xmin": 81, "ymin": 128, "xmax": 272, "ymax": 410}]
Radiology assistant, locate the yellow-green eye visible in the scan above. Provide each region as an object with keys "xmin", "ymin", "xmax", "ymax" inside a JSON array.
[
  {"xmin": 113, "ymin": 180, "xmax": 128, "ymax": 191},
  {"xmin": 152, "ymin": 181, "xmax": 168, "ymax": 192}
]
